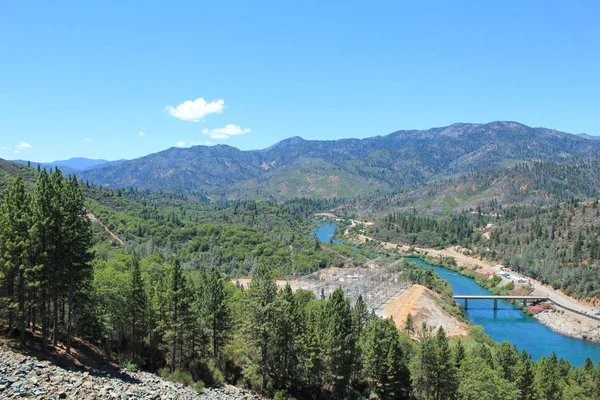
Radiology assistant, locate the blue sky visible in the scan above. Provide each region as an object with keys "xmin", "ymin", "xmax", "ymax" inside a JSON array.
[{"xmin": 1, "ymin": 1, "xmax": 599, "ymax": 162}]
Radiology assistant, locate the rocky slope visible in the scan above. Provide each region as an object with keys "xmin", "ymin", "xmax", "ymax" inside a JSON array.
[{"xmin": 0, "ymin": 345, "xmax": 262, "ymax": 400}]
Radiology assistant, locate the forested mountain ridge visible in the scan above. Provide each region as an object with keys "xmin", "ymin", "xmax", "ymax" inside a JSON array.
[
  {"xmin": 342, "ymin": 159, "xmax": 600, "ymax": 217},
  {"xmin": 78, "ymin": 121, "xmax": 600, "ymax": 199}
]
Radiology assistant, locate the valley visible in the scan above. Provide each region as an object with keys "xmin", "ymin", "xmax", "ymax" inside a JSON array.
[{"xmin": 3, "ymin": 121, "xmax": 600, "ymax": 398}]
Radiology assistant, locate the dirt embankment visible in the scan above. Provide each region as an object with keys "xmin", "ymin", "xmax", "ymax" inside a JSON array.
[{"xmin": 382, "ymin": 284, "xmax": 469, "ymax": 338}]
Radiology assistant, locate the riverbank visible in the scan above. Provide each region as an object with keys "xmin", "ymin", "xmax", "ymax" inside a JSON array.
[{"xmin": 534, "ymin": 308, "xmax": 600, "ymax": 343}]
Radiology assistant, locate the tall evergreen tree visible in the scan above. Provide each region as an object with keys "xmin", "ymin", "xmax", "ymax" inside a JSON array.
[
  {"xmin": 323, "ymin": 286, "xmax": 354, "ymax": 398},
  {"xmin": 351, "ymin": 294, "xmax": 370, "ymax": 381},
  {"xmin": 61, "ymin": 175, "xmax": 93, "ymax": 353},
  {"xmin": 204, "ymin": 267, "xmax": 230, "ymax": 360},
  {"xmin": 167, "ymin": 259, "xmax": 186, "ymax": 372},
  {"xmin": 452, "ymin": 340, "xmax": 466, "ymax": 370},
  {"xmin": 272, "ymin": 283, "xmax": 302, "ymax": 388},
  {"xmin": 433, "ymin": 327, "xmax": 458, "ymax": 400},
  {"xmin": 247, "ymin": 264, "xmax": 278, "ymax": 391},
  {"xmin": 534, "ymin": 352, "xmax": 562, "ymax": 400},
  {"xmin": 0, "ymin": 175, "xmax": 32, "ymax": 344},
  {"xmin": 31, "ymin": 169, "xmax": 55, "ymax": 353},
  {"xmin": 129, "ymin": 255, "xmax": 147, "ymax": 357},
  {"xmin": 494, "ymin": 341, "xmax": 519, "ymax": 382}
]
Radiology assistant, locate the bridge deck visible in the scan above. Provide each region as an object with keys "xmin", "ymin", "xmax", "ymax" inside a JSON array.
[{"xmin": 453, "ymin": 295, "xmax": 548, "ymax": 300}]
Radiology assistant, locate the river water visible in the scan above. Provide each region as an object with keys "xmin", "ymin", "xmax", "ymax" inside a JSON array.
[{"xmin": 313, "ymin": 222, "xmax": 600, "ymax": 365}]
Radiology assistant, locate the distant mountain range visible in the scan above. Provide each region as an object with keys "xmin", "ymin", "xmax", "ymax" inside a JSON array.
[
  {"xmin": 12, "ymin": 157, "xmax": 126, "ymax": 175},
  {"xmin": 74, "ymin": 121, "xmax": 600, "ymax": 200}
]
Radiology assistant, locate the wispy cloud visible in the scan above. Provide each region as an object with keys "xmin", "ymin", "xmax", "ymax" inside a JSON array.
[
  {"xmin": 190, "ymin": 140, "xmax": 212, "ymax": 146},
  {"xmin": 1, "ymin": 143, "xmax": 32, "ymax": 153},
  {"xmin": 16, "ymin": 142, "xmax": 32, "ymax": 150},
  {"xmin": 202, "ymin": 124, "xmax": 251, "ymax": 139},
  {"xmin": 165, "ymin": 98, "xmax": 224, "ymax": 122},
  {"xmin": 138, "ymin": 131, "xmax": 146, "ymax": 137},
  {"xmin": 175, "ymin": 141, "xmax": 186, "ymax": 147},
  {"xmin": 84, "ymin": 138, "xmax": 92, "ymax": 142}
]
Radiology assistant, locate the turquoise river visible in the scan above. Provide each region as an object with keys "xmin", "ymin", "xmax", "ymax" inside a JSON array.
[{"xmin": 313, "ymin": 222, "xmax": 600, "ymax": 366}]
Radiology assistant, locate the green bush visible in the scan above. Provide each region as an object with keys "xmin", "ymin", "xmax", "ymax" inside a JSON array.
[
  {"xmin": 120, "ymin": 359, "xmax": 138, "ymax": 372},
  {"xmin": 170, "ymin": 369, "xmax": 194, "ymax": 386},
  {"xmin": 192, "ymin": 380, "xmax": 205, "ymax": 393},
  {"xmin": 158, "ymin": 367, "xmax": 171, "ymax": 379},
  {"xmin": 273, "ymin": 390, "xmax": 288, "ymax": 400}
]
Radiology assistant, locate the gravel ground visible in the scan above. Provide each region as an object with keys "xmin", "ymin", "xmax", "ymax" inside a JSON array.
[{"xmin": 0, "ymin": 345, "xmax": 263, "ymax": 399}]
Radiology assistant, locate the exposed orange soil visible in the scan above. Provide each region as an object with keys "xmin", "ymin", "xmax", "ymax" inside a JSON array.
[{"xmin": 382, "ymin": 284, "xmax": 469, "ymax": 338}]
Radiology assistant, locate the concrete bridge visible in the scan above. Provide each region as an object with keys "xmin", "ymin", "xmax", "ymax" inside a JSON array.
[{"xmin": 453, "ymin": 295, "xmax": 549, "ymax": 310}]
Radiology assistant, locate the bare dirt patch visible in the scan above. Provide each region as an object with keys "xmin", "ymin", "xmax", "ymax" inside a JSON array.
[{"xmin": 382, "ymin": 284, "xmax": 469, "ymax": 338}]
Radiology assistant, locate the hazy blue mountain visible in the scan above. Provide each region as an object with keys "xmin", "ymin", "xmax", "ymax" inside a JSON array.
[{"xmin": 12, "ymin": 157, "xmax": 126, "ymax": 174}]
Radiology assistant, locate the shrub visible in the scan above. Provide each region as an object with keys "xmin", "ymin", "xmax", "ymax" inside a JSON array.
[
  {"xmin": 192, "ymin": 380, "xmax": 205, "ymax": 393},
  {"xmin": 158, "ymin": 367, "xmax": 171, "ymax": 379},
  {"xmin": 121, "ymin": 359, "xmax": 138, "ymax": 372},
  {"xmin": 170, "ymin": 369, "xmax": 194, "ymax": 386}
]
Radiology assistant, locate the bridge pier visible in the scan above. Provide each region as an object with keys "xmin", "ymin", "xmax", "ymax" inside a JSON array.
[
  {"xmin": 523, "ymin": 299, "xmax": 527, "ymax": 308},
  {"xmin": 464, "ymin": 299, "xmax": 468, "ymax": 310},
  {"xmin": 494, "ymin": 299, "xmax": 498, "ymax": 310}
]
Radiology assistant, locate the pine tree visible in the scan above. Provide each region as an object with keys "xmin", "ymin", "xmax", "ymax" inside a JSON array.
[
  {"xmin": 204, "ymin": 268, "xmax": 230, "ymax": 360},
  {"xmin": 323, "ymin": 286, "xmax": 354, "ymax": 398},
  {"xmin": 0, "ymin": 175, "xmax": 32, "ymax": 344},
  {"xmin": 351, "ymin": 294, "xmax": 370, "ymax": 381},
  {"xmin": 385, "ymin": 323, "xmax": 410, "ymax": 399},
  {"xmin": 167, "ymin": 259, "xmax": 186, "ymax": 372},
  {"xmin": 411, "ymin": 323, "xmax": 437, "ymax": 399},
  {"xmin": 129, "ymin": 255, "xmax": 147, "ymax": 357},
  {"xmin": 362, "ymin": 318, "xmax": 391, "ymax": 392},
  {"xmin": 433, "ymin": 327, "xmax": 457, "ymax": 400},
  {"xmin": 404, "ymin": 313, "xmax": 414, "ymax": 335},
  {"xmin": 534, "ymin": 353, "xmax": 562, "ymax": 400},
  {"xmin": 31, "ymin": 169, "xmax": 55, "ymax": 353},
  {"xmin": 452, "ymin": 340, "xmax": 466, "ymax": 370},
  {"xmin": 272, "ymin": 283, "xmax": 302, "ymax": 388},
  {"xmin": 49, "ymin": 169, "xmax": 65, "ymax": 347},
  {"xmin": 362, "ymin": 317, "xmax": 410, "ymax": 398},
  {"xmin": 247, "ymin": 264, "xmax": 278, "ymax": 391},
  {"xmin": 494, "ymin": 341, "xmax": 518, "ymax": 382},
  {"xmin": 514, "ymin": 350, "xmax": 535, "ymax": 400},
  {"xmin": 61, "ymin": 175, "xmax": 93, "ymax": 353}
]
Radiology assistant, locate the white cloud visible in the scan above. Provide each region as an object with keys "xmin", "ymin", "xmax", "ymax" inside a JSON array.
[
  {"xmin": 165, "ymin": 98, "xmax": 224, "ymax": 122},
  {"xmin": 138, "ymin": 131, "xmax": 146, "ymax": 137},
  {"xmin": 84, "ymin": 138, "xmax": 92, "ymax": 142},
  {"xmin": 0, "ymin": 146, "xmax": 8, "ymax": 151},
  {"xmin": 16, "ymin": 142, "xmax": 32, "ymax": 150},
  {"xmin": 176, "ymin": 141, "xmax": 186, "ymax": 147},
  {"xmin": 201, "ymin": 124, "xmax": 251, "ymax": 139}
]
